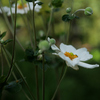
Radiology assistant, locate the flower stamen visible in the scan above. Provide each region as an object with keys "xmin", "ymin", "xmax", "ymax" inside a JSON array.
[
  {"xmin": 17, "ymin": 4, "xmax": 27, "ymax": 9},
  {"xmin": 64, "ymin": 52, "xmax": 78, "ymax": 60}
]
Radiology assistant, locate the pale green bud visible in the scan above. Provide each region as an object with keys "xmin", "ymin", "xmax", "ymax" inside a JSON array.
[
  {"xmin": 37, "ymin": 54, "xmax": 43, "ymax": 60},
  {"xmin": 38, "ymin": 50, "xmax": 42, "ymax": 54},
  {"xmin": 84, "ymin": 7, "xmax": 93, "ymax": 16},
  {"xmin": 49, "ymin": 38, "xmax": 56, "ymax": 45},
  {"xmin": 66, "ymin": 7, "xmax": 71, "ymax": 13},
  {"xmin": 38, "ymin": 40, "xmax": 50, "ymax": 51}
]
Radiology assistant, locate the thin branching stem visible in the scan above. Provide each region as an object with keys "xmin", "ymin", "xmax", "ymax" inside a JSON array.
[
  {"xmin": 32, "ymin": 1, "xmax": 39, "ymax": 100},
  {"xmin": 0, "ymin": 2, "xmax": 25, "ymax": 51},
  {"xmin": 51, "ymin": 66, "xmax": 67, "ymax": 100},
  {"xmin": 2, "ymin": 47, "xmax": 31, "ymax": 100},
  {"xmin": 2, "ymin": 46, "xmax": 36, "ymax": 100},
  {"xmin": 35, "ymin": 66, "xmax": 39, "ymax": 100},
  {"xmin": 5, "ymin": 0, "xmax": 17, "ymax": 82},
  {"xmin": 42, "ymin": 52, "xmax": 45, "ymax": 100},
  {"xmin": 46, "ymin": 7, "xmax": 53, "ymax": 39},
  {"xmin": 0, "ymin": 44, "xmax": 4, "ymax": 76},
  {"xmin": 33, "ymin": 1, "xmax": 37, "ymax": 49}
]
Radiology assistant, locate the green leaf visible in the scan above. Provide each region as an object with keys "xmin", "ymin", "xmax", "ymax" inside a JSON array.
[
  {"xmin": 36, "ymin": 1, "xmax": 43, "ymax": 5},
  {"xmin": 0, "ymin": 76, "xmax": 7, "ymax": 94},
  {"xmin": 26, "ymin": 0, "xmax": 36, "ymax": 2},
  {"xmin": 62, "ymin": 14, "xmax": 77, "ymax": 22},
  {"xmin": 62, "ymin": 14, "xmax": 70, "ymax": 22},
  {"xmin": 0, "ymin": 31, "xmax": 6, "ymax": 40},
  {"xmin": 24, "ymin": 48, "xmax": 35, "ymax": 62},
  {"xmin": 4, "ymin": 80, "xmax": 22, "ymax": 93},
  {"xmin": 1, "ymin": 39, "xmax": 13, "ymax": 45},
  {"xmin": 0, "ymin": 76, "xmax": 6, "ymax": 85}
]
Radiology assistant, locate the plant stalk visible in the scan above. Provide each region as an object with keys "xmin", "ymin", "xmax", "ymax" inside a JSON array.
[{"xmin": 51, "ymin": 66, "xmax": 67, "ymax": 100}]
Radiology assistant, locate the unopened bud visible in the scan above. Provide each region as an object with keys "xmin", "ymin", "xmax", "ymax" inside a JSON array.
[
  {"xmin": 84, "ymin": 7, "xmax": 93, "ymax": 16},
  {"xmin": 66, "ymin": 7, "xmax": 71, "ymax": 13},
  {"xmin": 38, "ymin": 40, "xmax": 50, "ymax": 51},
  {"xmin": 49, "ymin": 38, "xmax": 56, "ymax": 45}
]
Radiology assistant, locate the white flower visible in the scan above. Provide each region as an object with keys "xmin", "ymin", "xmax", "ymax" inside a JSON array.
[
  {"xmin": 48, "ymin": 38, "xmax": 99, "ymax": 70},
  {"xmin": 0, "ymin": 6, "xmax": 10, "ymax": 14},
  {"xmin": 8, "ymin": 0, "xmax": 42, "ymax": 15}
]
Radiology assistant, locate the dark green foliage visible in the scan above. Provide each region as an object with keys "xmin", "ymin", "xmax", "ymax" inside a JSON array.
[
  {"xmin": 0, "ymin": 76, "xmax": 7, "ymax": 98},
  {"xmin": 26, "ymin": 0, "xmax": 36, "ymax": 2},
  {"xmin": 1, "ymin": 39, "xmax": 13, "ymax": 45},
  {"xmin": 62, "ymin": 14, "xmax": 79, "ymax": 22},
  {"xmin": 0, "ymin": 31, "xmax": 6, "ymax": 40},
  {"xmin": 51, "ymin": 0, "xmax": 63, "ymax": 7},
  {"xmin": 4, "ymin": 80, "xmax": 22, "ymax": 93},
  {"xmin": 36, "ymin": 1, "xmax": 43, "ymax": 5},
  {"xmin": 24, "ymin": 48, "xmax": 35, "ymax": 62}
]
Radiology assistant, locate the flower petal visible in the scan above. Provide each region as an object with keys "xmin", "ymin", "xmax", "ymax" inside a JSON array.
[
  {"xmin": 51, "ymin": 44, "xmax": 60, "ymax": 51},
  {"xmin": 75, "ymin": 48, "xmax": 93, "ymax": 61},
  {"xmin": 78, "ymin": 62, "xmax": 99, "ymax": 69},
  {"xmin": 58, "ymin": 52, "xmax": 79, "ymax": 67},
  {"xmin": 60, "ymin": 43, "xmax": 76, "ymax": 53}
]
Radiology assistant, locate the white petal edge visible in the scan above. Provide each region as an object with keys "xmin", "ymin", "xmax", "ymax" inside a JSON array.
[
  {"xmin": 78, "ymin": 62, "xmax": 99, "ymax": 69},
  {"xmin": 51, "ymin": 44, "xmax": 60, "ymax": 51},
  {"xmin": 60, "ymin": 43, "xmax": 76, "ymax": 53}
]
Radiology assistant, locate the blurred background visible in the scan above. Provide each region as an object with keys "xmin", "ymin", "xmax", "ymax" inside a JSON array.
[{"xmin": 0, "ymin": 0, "xmax": 100, "ymax": 100}]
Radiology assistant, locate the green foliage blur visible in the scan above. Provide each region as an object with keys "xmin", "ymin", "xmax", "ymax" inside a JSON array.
[{"xmin": 0, "ymin": 0, "xmax": 100, "ymax": 100}]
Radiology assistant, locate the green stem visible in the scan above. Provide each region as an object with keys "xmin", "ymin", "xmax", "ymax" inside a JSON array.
[
  {"xmin": 9, "ymin": 0, "xmax": 14, "ymax": 28},
  {"xmin": 32, "ymin": 1, "xmax": 37, "ymax": 49},
  {"xmin": 42, "ymin": 52, "xmax": 45, "ymax": 100},
  {"xmin": 0, "ymin": 44, "xmax": 4, "ymax": 76},
  {"xmin": 32, "ymin": 2, "xmax": 40, "ymax": 100},
  {"xmin": 51, "ymin": 66, "xmax": 67, "ymax": 100},
  {"xmin": 2, "ymin": 45, "xmax": 17, "ymax": 80},
  {"xmin": 35, "ymin": 66, "xmax": 39, "ymax": 100},
  {"xmin": 66, "ymin": 22, "xmax": 71, "ymax": 44},
  {"xmin": 0, "ymin": 2, "xmax": 25, "ymax": 51},
  {"xmin": 73, "ymin": 9, "xmax": 85, "ymax": 14},
  {"xmin": 2, "ymin": 46, "xmax": 31, "ymax": 100},
  {"xmin": 5, "ymin": 0, "xmax": 17, "ymax": 82},
  {"xmin": 2, "ymin": 46, "xmax": 36, "ymax": 100},
  {"xmin": 46, "ymin": 7, "xmax": 53, "ymax": 39}
]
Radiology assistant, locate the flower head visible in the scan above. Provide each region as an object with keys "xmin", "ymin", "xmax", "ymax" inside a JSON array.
[
  {"xmin": 8, "ymin": 0, "xmax": 42, "ymax": 15},
  {"xmin": 48, "ymin": 37, "xmax": 99, "ymax": 70},
  {"xmin": 0, "ymin": 6, "xmax": 10, "ymax": 14}
]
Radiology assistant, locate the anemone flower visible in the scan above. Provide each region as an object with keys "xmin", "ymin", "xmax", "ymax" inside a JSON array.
[
  {"xmin": 8, "ymin": 0, "xmax": 42, "ymax": 15},
  {"xmin": 48, "ymin": 37, "xmax": 99, "ymax": 70},
  {"xmin": 0, "ymin": 6, "xmax": 10, "ymax": 14}
]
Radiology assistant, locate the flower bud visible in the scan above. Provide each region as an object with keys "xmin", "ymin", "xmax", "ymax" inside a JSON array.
[
  {"xmin": 49, "ymin": 38, "xmax": 56, "ymax": 45},
  {"xmin": 66, "ymin": 7, "xmax": 71, "ymax": 13},
  {"xmin": 84, "ymin": 7, "xmax": 93, "ymax": 16},
  {"xmin": 38, "ymin": 40, "xmax": 50, "ymax": 51}
]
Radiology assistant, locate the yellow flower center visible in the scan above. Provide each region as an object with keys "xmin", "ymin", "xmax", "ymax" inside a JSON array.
[
  {"xmin": 17, "ymin": 4, "xmax": 27, "ymax": 9},
  {"xmin": 64, "ymin": 52, "xmax": 78, "ymax": 60}
]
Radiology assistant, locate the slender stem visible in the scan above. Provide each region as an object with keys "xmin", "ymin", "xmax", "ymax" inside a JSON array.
[
  {"xmin": 9, "ymin": 0, "xmax": 14, "ymax": 28},
  {"xmin": 2, "ymin": 46, "xmax": 17, "ymax": 80},
  {"xmin": 32, "ymin": 2, "xmax": 40, "ymax": 100},
  {"xmin": 5, "ymin": 0, "xmax": 17, "ymax": 82},
  {"xmin": 2, "ymin": 46, "xmax": 36, "ymax": 100},
  {"xmin": 32, "ymin": 1, "xmax": 37, "ymax": 49},
  {"xmin": 73, "ymin": 9, "xmax": 85, "ymax": 14},
  {"xmin": 2, "ymin": 47, "xmax": 31, "ymax": 100},
  {"xmin": 0, "ymin": 2, "xmax": 25, "ymax": 51},
  {"xmin": 66, "ymin": 22, "xmax": 71, "ymax": 44},
  {"xmin": 42, "ymin": 52, "xmax": 45, "ymax": 100},
  {"xmin": 0, "ymin": 44, "xmax": 4, "ymax": 76},
  {"xmin": 46, "ymin": 7, "xmax": 53, "ymax": 39},
  {"xmin": 22, "ymin": 89, "xmax": 31, "ymax": 100},
  {"xmin": 35, "ymin": 66, "xmax": 39, "ymax": 100},
  {"xmin": 51, "ymin": 66, "xmax": 67, "ymax": 100}
]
